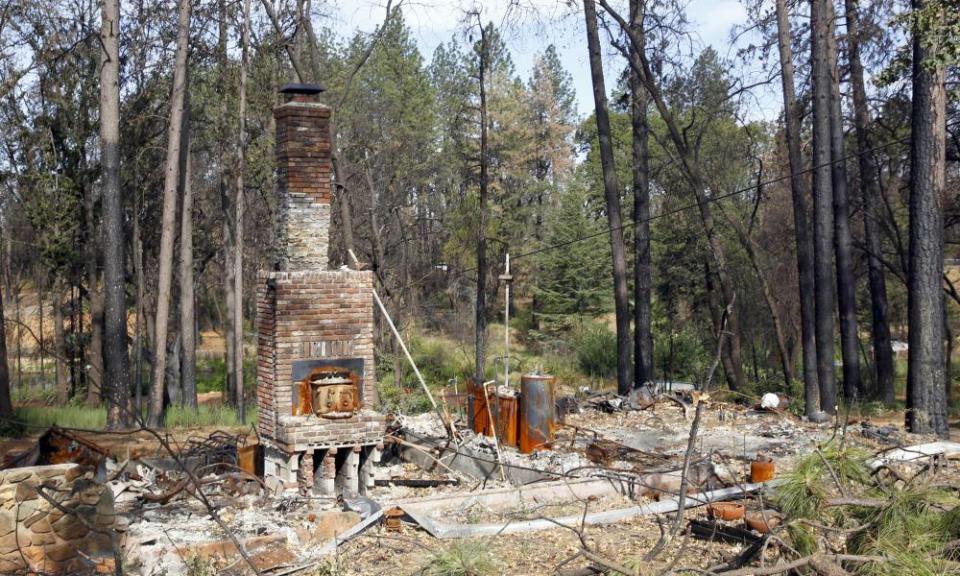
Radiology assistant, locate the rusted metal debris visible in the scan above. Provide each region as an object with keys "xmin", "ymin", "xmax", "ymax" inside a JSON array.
[
  {"xmin": 519, "ymin": 373, "xmax": 556, "ymax": 454},
  {"xmin": 181, "ymin": 429, "xmax": 248, "ymax": 468},
  {"xmin": 1, "ymin": 426, "xmax": 110, "ymax": 471}
]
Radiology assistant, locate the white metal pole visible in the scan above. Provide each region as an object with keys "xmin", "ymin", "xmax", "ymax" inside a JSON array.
[{"xmin": 504, "ymin": 253, "xmax": 510, "ymax": 388}]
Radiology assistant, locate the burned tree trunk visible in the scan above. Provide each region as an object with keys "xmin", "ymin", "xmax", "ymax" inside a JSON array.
[
  {"xmin": 597, "ymin": 0, "xmax": 745, "ymax": 391},
  {"xmin": 630, "ymin": 0, "xmax": 653, "ymax": 387},
  {"xmin": 148, "ymin": 0, "xmax": 191, "ymax": 427},
  {"xmin": 178, "ymin": 88, "xmax": 196, "ymax": 411},
  {"xmin": 826, "ymin": 4, "xmax": 862, "ymax": 403},
  {"xmin": 99, "ymin": 0, "xmax": 130, "ymax": 428},
  {"xmin": 0, "ymin": 282, "xmax": 12, "ymax": 419},
  {"xmin": 775, "ymin": 0, "xmax": 819, "ymax": 414},
  {"xmin": 218, "ymin": 0, "xmax": 237, "ymax": 406},
  {"xmin": 810, "ymin": 0, "xmax": 837, "ymax": 413},
  {"xmin": 845, "ymin": 0, "xmax": 895, "ymax": 403},
  {"xmin": 906, "ymin": 0, "xmax": 948, "ymax": 437},
  {"xmin": 54, "ymin": 278, "xmax": 68, "ymax": 405},
  {"xmin": 585, "ymin": 0, "xmax": 633, "ymax": 394},
  {"xmin": 234, "ymin": 0, "xmax": 249, "ymax": 424},
  {"xmin": 474, "ymin": 19, "xmax": 490, "ymax": 387}
]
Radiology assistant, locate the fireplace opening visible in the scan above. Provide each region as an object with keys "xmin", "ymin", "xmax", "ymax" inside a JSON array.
[{"xmin": 295, "ymin": 365, "xmax": 361, "ymax": 418}]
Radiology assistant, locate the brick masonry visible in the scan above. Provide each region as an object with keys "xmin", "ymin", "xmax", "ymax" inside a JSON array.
[
  {"xmin": 257, "ymin": 87, "xmax": 386, "ymax": 485},
  {"xmin": 273, "ymin": 95, "xmax": 333, "ymax": 270},
  {"xmin": 256, "ymin": 269, "xmax": 385, "ymax": 451}
]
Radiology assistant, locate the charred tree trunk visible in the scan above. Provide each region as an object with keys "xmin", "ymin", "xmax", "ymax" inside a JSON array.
[
  {"xmin": 597, "ymin": 0, "xmax": 743, "ymax": 391},
  {"xmin": 775, "ymin": 0, "xmax": 819, "ymax": 415},
  {"xmin": 100, "ymin": 0, "xmax": 130, "ymax": 429},
  {"xmin": 0, "ymin": 280, "xmax": 12, "ymax": 418},
  {"xmin": 178, "ymin": 89, "xmax": 197, "ymax": 411},
  {"xmin": 585, "ymin": 0, "xmax": 633, "ymax": 394},
  {"xmin": 148, "ymin": 0, "xmax": 191, "ymax": 427},
  {"xmin": 826, "ymin": 4, "xmax": 862, "ymax": 403},
  {"xmin": 133, "ymin": 203, "xmax": 145, "ymax": 415},
  {"xmin": 54, "ymin": 278, "xmax": 68, "ymax": 405},
  {"xmin": 630, "ymin": 0, "xmax": 653, "ymax": 387},
  {"xmin": 218, "ymin": 0, "xmax": 237, "ymax": 405},
  {"xmin": 810, "ymin": 0, "xmax": 837, "ymax": 413},
  {"xmin": 234, "ymin": 0, "xmax": 249, "ymax": 424},
  {"xmin": 906, "ymin": 0, "xmax": 948, "ymax": 437},
  {"xmin": 845, "ymin": 0, "xmax": 895, "ymax": 404},
  {"xmin": 474, "ymin": 20, "xmax": 490, "ymax": 386}
]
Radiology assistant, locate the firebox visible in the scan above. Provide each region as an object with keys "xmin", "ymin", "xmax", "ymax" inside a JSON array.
[{"xmin": 256, "ymin": 83, "xmax": 386, "ymax": 495}]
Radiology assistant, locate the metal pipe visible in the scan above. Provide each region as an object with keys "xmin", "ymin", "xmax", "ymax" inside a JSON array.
[
  {"xmin": 481, "ymin": 379, "xmax": 506, "ymax": 482},
  {"xmin": 503, "ymin": 253, "xmax": 510, "ymax": 387},
  {"xmin": 347, "ymin": 249, "xmax": 452, "ymax": 439}
]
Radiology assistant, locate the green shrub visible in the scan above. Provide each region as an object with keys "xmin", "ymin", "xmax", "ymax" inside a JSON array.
[
  {"xmin": 196, "ymin": 358, "xmax": 226, "ymax": 394},
  {"xmin": 377, "ymin": 376, "xmax": 435, "ymax": 415},
  {"xmin": 575, "ymin": 325, "xmax": 617, "ymax": 379}
]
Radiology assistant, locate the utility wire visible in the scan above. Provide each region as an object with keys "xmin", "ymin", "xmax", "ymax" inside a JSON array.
[{"xmin": 389, "ymin": 119, "xmax": 958, "ymax": 295}]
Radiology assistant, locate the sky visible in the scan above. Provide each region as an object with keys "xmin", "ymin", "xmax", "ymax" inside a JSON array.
[{"xmin": 329, "ymin": 0, "xmax": 782, "ymax": 120}]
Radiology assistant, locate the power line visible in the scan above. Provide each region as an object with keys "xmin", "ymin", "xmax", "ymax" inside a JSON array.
[{"xmin": 390, "ymin": 119, "xmax": 957, "ymax": 295}]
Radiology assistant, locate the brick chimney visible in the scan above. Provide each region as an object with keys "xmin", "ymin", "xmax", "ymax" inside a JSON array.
[
  {"xmin": 274, "ymin": 83, "xmax": 332, "ymax": 270},
  {"xmin": 257, "ymin": 83, "xmax": 386, "ymax": 495}
]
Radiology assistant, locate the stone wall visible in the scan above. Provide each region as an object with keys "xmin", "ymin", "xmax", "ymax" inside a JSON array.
[{"xmin": 0, "ymin": 464, "xmax": 119, "ymax": 574}]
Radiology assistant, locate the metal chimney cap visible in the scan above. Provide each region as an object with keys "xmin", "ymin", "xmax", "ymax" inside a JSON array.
[{"xmin": 279, "ymin": 83, "xmax": 325, "ymax": 95}]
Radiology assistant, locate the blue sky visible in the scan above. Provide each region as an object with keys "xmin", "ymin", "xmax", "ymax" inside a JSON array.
[{"xmin": 330, "ymin": 0, "xmax": 781, "ymax": 120}]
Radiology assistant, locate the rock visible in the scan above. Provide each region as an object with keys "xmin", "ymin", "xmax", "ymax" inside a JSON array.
[
  {"xmin": 63, "ymin": 466, "xmax": 85, "ymax": 482},
  {"xmin": 27, "ymin": 532, "xmax": 56, "ymax": 546},
  {"xmin": 43, "ymin": 541, "xmax": 79, "ymax": 563},
  {"xmin": 52, "ymin": 514, "xmax": 89, "ymax": 541},
  {"xmin": 14, "ymin": 482, "xmax": 38, "ymax": 502},
  {"xmin": 0, "ymin": 531, "xmax": 22, "ymax": 554},
  {"xmin": 36, "ymin": 466, "xmax": 70, "ymax": 480},
  {"xmin": 95, "ymin": 489, "xmax": 114, "ymax": 518},
  {"xmin": 313, "ymin": 510, "xmax": 361, "ymax": 542},
  {"xmin": 28, "ymin": 518, "xmax": 51, "ymax": 534},
  {"xmin": 22, "ymin": 510, "xmax": 47, "ymax": 529},
  {"xmin": 4, "ymin": 471, "xmax": 33, "ymax": 484}
]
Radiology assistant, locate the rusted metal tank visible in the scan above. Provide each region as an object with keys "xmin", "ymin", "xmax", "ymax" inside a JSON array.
[
  {"xmin": 519, "ymin": 373, "xmax": 556, "ymax": 453},
  {"xmin": 495, "ymin": 390, "xmax": 519, "ymax": 448},
  {"xmin": 468, "ymin": 379, "xmax": 490, "ymax": 436}
]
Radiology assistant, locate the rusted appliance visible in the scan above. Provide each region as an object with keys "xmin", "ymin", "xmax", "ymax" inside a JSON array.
[
  {"xmin": 495, "ymin": 389, "xmax": 519, "ymax": 448},
  {"xmin": 296, "ymin": 366, "xmax": 360, "ymax": 418},
  {"xmin": 519, "ymin": 373, "xmax": 556, "ymax": 453},
  {"xmin": 468, "ymin": 379, "xmax": 490, "ymax": 436}
]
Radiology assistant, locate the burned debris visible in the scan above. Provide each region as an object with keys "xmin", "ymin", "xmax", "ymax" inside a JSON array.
[{"xmin": 0, "ymin": 83, "xmax": 955, "ymax": 576}]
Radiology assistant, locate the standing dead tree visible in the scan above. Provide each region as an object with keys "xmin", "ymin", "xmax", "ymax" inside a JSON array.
[
  {"xmin": 98, "ymin": 0, "xmax": 130, "ymax": 429},
  {"xmin": 147, "ymin": 0, "xmax": 191, "ymax": 427},
  {"xmin": 583, "ymin": 0, "xmax": 633, "ymax": 394}
]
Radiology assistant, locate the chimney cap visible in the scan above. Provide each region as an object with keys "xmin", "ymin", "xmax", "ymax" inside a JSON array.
[{"xmin": 279, "ymin": 83, "xmax": 326, "ymax": 95}]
